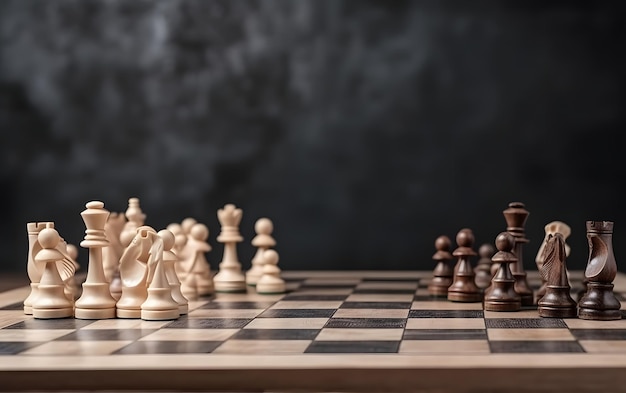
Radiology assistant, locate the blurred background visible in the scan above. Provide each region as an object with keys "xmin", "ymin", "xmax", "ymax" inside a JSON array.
[{"xmin": 1, "ymin": 0, "xmax": 625, "ymax": 276}]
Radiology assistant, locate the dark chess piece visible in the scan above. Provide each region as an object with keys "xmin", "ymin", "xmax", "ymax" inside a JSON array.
[
  {"xmin": 535, "ymin": 221, "xmax": 572, "ymax": 303},
  {"xmin": 578, "ymin": 221, "xmax": 621, "ymax": 320},
  {"xmin": 503, "ymin": 202, "xmax": 535, "ymax": 306},
  {"xmin": 484, "ymin": 232, "xmax": 521, "ymax": 312},
  {"xmin": 428, "ymin": 235, "xmax": 454, "ymax": 297},
  {"xmin": 537, "ymin": 233, "xmax": 577, "ymax": 318},
  {"xmin": 475, "ymin": 243, "xmax": 495, "ymax": 290},
  {"xmin": 448, "ymin": 228, "xmax": 482, "ymax": 302}
]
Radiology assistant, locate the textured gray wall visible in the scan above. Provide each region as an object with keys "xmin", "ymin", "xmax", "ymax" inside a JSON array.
[{"xmin": 1, "ymin": 1, "xmax": 625, "ymax": 274}]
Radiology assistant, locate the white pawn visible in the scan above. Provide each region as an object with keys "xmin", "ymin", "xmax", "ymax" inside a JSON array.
[
  {"xmin": 166, "ymin": 222, "xmax": 188, "ymax": 279},
  {"xmin": 256, "ymin": 249, "xmax": 286, "ymax": 294},
  {"xmin": 181, "ymin": 217, "xmax": 197, "ymax": 236},
  {"xmin": 141, "ymin": 230, "xmax": 180, "ymax": 321},
  {"xmin": 32, "ymin": 225, "xmax": 75, "ymax": 319},
  {"xmin": 187, "ymin": 223, "xmax": 214, "ymax": 296},
  {"xmin": 158, "ymin": 229, "xmax": 188, "ymax": 315},
  {"xmin": 246, "ymin": 218, "xmax": 276, "ymax": 286},
  {"xmin": 213, "ymin": 204, "xmax": 247, "ymax": 293}
]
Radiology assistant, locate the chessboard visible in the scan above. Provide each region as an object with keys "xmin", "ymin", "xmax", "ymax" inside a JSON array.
[{"xmin": 2, "ymin": 270, "xmax": 626, "ymax": 393}]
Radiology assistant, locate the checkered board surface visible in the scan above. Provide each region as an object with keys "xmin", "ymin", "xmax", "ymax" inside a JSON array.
[
  {"xmin": 2, "ymin": 270, "xmax": 626, "ymax": 357},
  {"xmin": 4, "ymin": 270, "xmax": 626, "ymax": 392}
]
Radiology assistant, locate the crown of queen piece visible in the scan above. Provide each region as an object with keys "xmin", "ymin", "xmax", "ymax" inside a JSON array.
[
  {"xmin": 503, "ymin": 201, "xmax": 529, "ymax": 235},
  {"xmin": 80, "ymin": 201, "xmax": 110, "ymax": 248},
  {"xmin": 586, "ymin": 220, "xmax": 614, "ymax": 233},
  {"xmin": 217, "ymin": 203, "xmax": 243, "ymax": 243}
]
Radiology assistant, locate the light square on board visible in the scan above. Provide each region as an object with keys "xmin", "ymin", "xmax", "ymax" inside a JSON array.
[
  {"xmin": 270, "ymin": 301, "xmax": 343, "ymax": 309},
  {"xmin": 139, "ymin": 328, "xmax": 239, "ymax": 341},
  {"xmin": 243, "ymin": 317, "xmax": 328, "ymax": 329},
  {"xmin": 19, "ymin": 340, "xmax": 132, "ymax": 356},
  {"xmin": 213, "ymin": 339, "xmax": 311, "ymax": 354},
  {"xmin": 315, "ymin": 328, "xmax": 404, "ymax": 341},
  {"xmin": 399, "ymin": 339, "xmax": 490, "ymax": 354},
  {"xmin": 487, "ymin": 328, "xmax": 575, "ymax": 341},
  {"xmin": 80, "ymin": 319, "xmax": 171, "ymax": 330},
  {"xmin": 0, "ymin": 329, "xmax": 75, "ymax": 342},
  {"xmin": 579, "ymin": 340, "xmax": 626, "ymax": 353}
]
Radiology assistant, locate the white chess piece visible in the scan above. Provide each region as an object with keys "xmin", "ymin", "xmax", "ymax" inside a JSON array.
[
  {"xmin": 74, "ymin": 201, "xmax": 117, "ymax": 319},
  {"xmin": 182, "ymin": 223, "xmax": 214, "ymax": 296},
  {"xmin": 141, "ymin": 230, "xmax": 180, "ymax": 321},
  {"xmin": 213, "ymin": 204, "xmax": 247, "ymax": 293},
  {"xmin": 32, "ymin": 224, "xmax": 76, "ymax": 319},
  {"xmin": 158, "ymin": 229, "xmax": 188, "ymax": 315},
  {"xmin": 24, "ymin": 222, "xmax": 53, "ymax": 315},
  {"xmin": 103, "ymin": 212, "xmax": 126, "ymax": 300},
  {"xmin": 116, "ymin": 226, "xmax": 156, "ymax": 318},
  {"xmin": 181, "ymin": 217, "xmax": 197, "ymax": 236},
  {"xmin": 256, "ymin": 249, "xmax": 286, "ymax": 294},
  {"xmin": 246, "ymin": 218, "xmax": 276, "ymax": 286},
  {"xmin": 61, "ymin": 242, "xmax": 80, "ymax": 301}
]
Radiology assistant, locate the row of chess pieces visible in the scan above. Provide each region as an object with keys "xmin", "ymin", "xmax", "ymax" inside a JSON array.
[
  {"xmin": 23, "ymin": 198, "xmax": 286, "ymax": 321},
  {"xmin": 428, "ymin": 201, "xmax": 621, "ymax": 321}
]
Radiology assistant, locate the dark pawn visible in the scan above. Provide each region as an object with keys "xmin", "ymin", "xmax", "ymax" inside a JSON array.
[
  {"xmin": 537, "ymin": 233, "xmax": 577, "ymax": 318},
  {"xmin": 428, "ymin": 235, "xmax": 454, "ymax": 297},
  {"xmin": 484, "ymin": 232, "xmax": 521, "ymax": 312},
  {"xmin": 578, "ymin": 221, "xmax": 621, "ymax": 320},
  {"xmin": 448, "ymin": 228, "xmax": 482, "ymax": 302},
  {"xmin": 475, "ymin": 243, "xmax": 495, "ymax": 289}
]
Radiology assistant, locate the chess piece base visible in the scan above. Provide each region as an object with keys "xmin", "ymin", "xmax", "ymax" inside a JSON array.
[
  {"xmin": 214, "ymin": 281, "xmax": 247, "ymax": 293},
  {"xmin": 537, "ymin": 285, "xmax": 577, "ymax": 318},
  {"xmin": 23, "ymin": 283, "xmax": 39, "ymax": 315},
  {"xmin": 141, "ymin": 308, "xmax": 179, "ymax": 321},
  {"xmin": 578, "ymin": 308, "xmax": 621, "ymax": 320},
  {"xmin": 32, "ymin": 307, "xmax": 73, "ymax": 319},
  {"xmin": 484, "ymin": 300, "xmax": 521, "ymax": 312},
  {"xmin": 178, "ymin": 304, "xmax": 189, "ymax": 315},
  {"xmin": 427, "ymin": 285, "xmax": 449, "ymax": 297},
  {"xmin": 75, "ymin": 283, "xmax": 117, "ymax": 309},
  {"xmin": 447, "ymin": 291, "xmax": 483, "ymax": 303},
  {"xmin": 116, "ymin": 308, "xmax": 141, "ymax": 319},
  {"xmin": 75, "ymin": 307, "xmax": 116, "ymax": 319},
  {"xmin": 538, "ymin": 305, "xmax": 577, "ymax": 318},
  {"xmin": 578, "ymin": 282, "xmax": 622, "ymax": 320},
  {"xmin": 428, "ymin": 277, "xmax": 452, "ymax": 296},
  {"xmin": 256, "ymin": 282, "xmax": 286, "ymax": 294}
]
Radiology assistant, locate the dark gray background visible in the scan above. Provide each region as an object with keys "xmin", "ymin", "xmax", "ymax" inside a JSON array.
[{"xmin": 1, "ymin": 1, "xmax": 625, "ymax": 275}]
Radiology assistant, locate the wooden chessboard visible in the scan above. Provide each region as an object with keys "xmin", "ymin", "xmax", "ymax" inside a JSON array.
[{"xmin": 2, "ymin": 270, "xmax": 626, "ymax": 393}]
